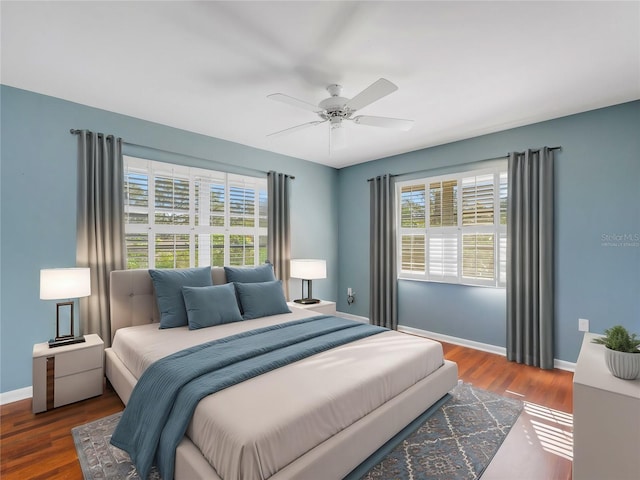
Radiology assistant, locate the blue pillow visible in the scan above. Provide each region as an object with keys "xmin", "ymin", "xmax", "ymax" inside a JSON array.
[
  {"xmin": 224, "ymin": 264, "xmax": 276, "ymax": 283},
  {"xmin": 234, "ymin": 280, "xmax": 291, "ymax": 320},
  {"xmin": 182, "ymin": 283, "xmax": 243, "ymax": 330},
  {"xmin": 149, "ymin": 267, "xmax": 213, "ymax": 329},
  {"xmin": 224, "ymin": 264, "xmax": 277, "ymax": 314}
]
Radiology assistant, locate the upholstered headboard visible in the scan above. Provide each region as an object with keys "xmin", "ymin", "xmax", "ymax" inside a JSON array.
[{"xmin": 109, "ymin": 267, "xmax": 227, "ymax": 341}]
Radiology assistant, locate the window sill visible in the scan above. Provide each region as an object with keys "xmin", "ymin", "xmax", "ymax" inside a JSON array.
[{"xmin": 397, "ymin": 277, "xmax": 505, "ymax": 289}]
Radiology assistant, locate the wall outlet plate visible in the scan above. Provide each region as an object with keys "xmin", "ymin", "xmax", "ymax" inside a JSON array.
[{"xmin": 578, "ymin": 318, "xmax": 589, "ymax": 332}]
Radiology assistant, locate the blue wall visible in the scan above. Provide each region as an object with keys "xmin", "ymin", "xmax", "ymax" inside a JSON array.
[
  {"xmin": 337, "ymin": 101, "xmax": 640, "ymax": 363},
  {"xmin": 0, "ymin": 85, "xmax": 338, "ymax": 393},
  {"xmin": 1, "ymin": 86, "xmax": 638, "ymax": 394}
]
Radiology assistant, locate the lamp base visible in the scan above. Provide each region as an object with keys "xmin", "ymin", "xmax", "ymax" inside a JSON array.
[
  {"xmin": 49, "ymin": 336, "xmax": 86, "ymax": 348},
  {"xmin": 293, "ymin": 298, "xmax": 321, "ymax": 305}
]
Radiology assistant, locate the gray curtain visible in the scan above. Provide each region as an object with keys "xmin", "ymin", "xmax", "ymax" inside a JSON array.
[
  {"xmin": 507, "ymin": 147, "xmax": 555, "ymax": 369},
  {"xmin": 76, "ymin": 131, "xmax": 125, "ymax": 347},
  {"xmin": 267, "ymin": 171, "xmax": 292, "ymax": 300},
  {"xmin": 370, "ymin": 174, "xmax": 398, "ymax": 329}
]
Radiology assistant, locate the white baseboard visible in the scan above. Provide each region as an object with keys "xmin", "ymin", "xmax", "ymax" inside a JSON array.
[
  {"xmin": 398, "ymin": 324, "xmax": 576, "ymax": 372},
  {"xmin": 0, "ymin": 386, "xmax": 32, "ymax": 405},
  {"xmin": 553, "ymin": 359, "xmax": 576, "ymax": 372},
  {"xmin": 336, "ymin": 311, "xmax": 370, "ymax": 323},
  {"xmin": 398, "ymin": 325, "xmax": 506, "ymax": 355}
]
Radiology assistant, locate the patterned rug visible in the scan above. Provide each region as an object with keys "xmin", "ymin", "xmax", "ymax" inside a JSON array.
[
  {"xmin": 348, "ymin": 382, "xmax": 523, "ymax": 479},
  {"xmin": 72, "ymin": 383, "xmax": 522, "ymax": 480}
]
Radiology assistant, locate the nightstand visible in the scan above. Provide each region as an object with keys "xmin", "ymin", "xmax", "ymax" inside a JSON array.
[
  {"xmin": 288, "ymin": 300, "xmax": 336, "ymax": 316},
  {"xmin": 32, "ymin": 333, "xmax": 104, "ymax": 413}
]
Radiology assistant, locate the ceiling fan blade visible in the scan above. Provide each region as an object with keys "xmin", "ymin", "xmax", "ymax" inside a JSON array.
[
  {"xmin": 345, "ymin": 78, "xmax": 398, "ymax": 112},
  {"xmin": 352, "ymin": 115, "xmax": 414, "ymax": 131},
  {"xmin": 267, "ymin": 93, "xmax": 324, "ymax": 113},
  {"xmin": 267, "ymin": 120, "xmax": 326, "ymax": 137},
  {"xmin": 330, "ymin": 123, "xmax": 347, "ymax": 151}
]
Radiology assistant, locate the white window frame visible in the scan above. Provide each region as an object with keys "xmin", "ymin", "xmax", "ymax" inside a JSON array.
[
  {"xmin": 123, "ymin": 156, "xmax": 268, "ymax": 269},
  {"xmin": 396, "ymin": 163, "xmax": 507, "ymax": 288}
]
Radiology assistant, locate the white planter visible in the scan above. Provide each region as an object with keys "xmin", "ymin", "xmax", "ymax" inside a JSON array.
[{"xmin": 604, "ymin": 347, "xmax": 640, "ymax": 380}]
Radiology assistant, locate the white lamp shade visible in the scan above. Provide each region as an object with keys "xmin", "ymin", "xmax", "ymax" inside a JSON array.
[
  {"xmin": 40, "ymin": 268, "xmax": 91, "ymax": 300},
  {"xmin": 290, "ymin": 259, "xmax": 326, "ymax": 280}
]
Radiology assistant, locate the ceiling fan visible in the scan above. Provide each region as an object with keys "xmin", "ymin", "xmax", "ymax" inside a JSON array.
[{"xmin": 267, "ymin": 78, "xmax": 414, "ymax": 151}]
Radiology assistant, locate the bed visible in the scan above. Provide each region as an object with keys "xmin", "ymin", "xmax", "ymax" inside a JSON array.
[{"xmin": 105, "ymin": 267, "xmax": 458, "ymax": 480}]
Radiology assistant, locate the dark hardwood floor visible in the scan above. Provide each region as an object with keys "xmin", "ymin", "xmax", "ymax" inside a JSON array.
[
  {"xmin": 0, "ymin": 342, "xmax": 573, "ymax": 479},
  {"xmin": 0, "ymin": 380, "xmax": 124, "ymax": 480}
]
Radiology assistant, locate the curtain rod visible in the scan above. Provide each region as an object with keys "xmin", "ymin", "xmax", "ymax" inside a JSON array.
[
  {"xmin": 69, "ymin": 129, "xmax": 295, "ymax": 179},
  {"xmin": 69, "ymin": 128, "xmax": 116, "ymax": 138},
  {"xmin": 366, "ymin": 146, "xmax": 561, "ymax": 182}
]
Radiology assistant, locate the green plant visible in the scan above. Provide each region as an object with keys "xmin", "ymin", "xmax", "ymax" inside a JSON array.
[{"xmin": 592, "ymin": 325, "xmax": 640, "ymax": 353}]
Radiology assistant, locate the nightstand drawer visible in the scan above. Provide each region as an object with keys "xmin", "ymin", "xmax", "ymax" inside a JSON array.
[
  {"xmin": 55, "ymin": 345, "xmax": 102, "ymax": 377},
  {"xmin": 55, "ymin": 368, "xmax": 103, "ymax": 407}
]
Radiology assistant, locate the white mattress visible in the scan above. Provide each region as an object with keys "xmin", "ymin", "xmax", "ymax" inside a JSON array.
[{"xmin": 111, "ymin": 311, "xmax": 446, "ymax": 480}]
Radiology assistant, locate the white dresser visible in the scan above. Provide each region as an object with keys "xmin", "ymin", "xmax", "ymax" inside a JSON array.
[{"xmin": 573, "ymin": 332, "xmax": 640, "ymax": 480}]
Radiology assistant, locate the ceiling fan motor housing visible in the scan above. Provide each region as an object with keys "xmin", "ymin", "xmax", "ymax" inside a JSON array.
[
  {"xmin": 266, "ymin": 78, "xmax": 413, "ymax": 144},
  {"xmin": 319, "ymin": 85, "xmax": 352, "ymax": 124}
]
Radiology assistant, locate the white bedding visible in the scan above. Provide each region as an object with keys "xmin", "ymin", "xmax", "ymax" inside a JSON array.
[{"xmin": 111, "ymin": 311, "xmax": 446, "ymax": 480}]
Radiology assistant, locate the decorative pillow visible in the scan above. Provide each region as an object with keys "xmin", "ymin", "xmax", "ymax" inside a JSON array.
[
  {"xmin": 224, "ymin": 264, "xmax": 276, "ymax": 284},
  {"xmin": 182, "ymin": 283, "xmax": 243, "ymax": 330},
  {"xmin": 224, "ymin": 264, "xmax": 277, "ymax": 314},
  {"xmin": 149, "ymin": 267, "xmax": 213, "ymax": 329},
  {"xmin": 234, "ymin": 280, "xmax": 291, "ymax": 320}
]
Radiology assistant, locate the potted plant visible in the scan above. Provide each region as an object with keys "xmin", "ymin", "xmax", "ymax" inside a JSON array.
[{"xmin": 592, "ymin": 325, "xmax": 640, "ymax": 380}]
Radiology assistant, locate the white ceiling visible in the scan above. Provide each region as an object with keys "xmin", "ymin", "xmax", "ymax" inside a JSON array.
[{"xmin": 2, "ymin": 1, "xmax": 639, "ymax": 168}]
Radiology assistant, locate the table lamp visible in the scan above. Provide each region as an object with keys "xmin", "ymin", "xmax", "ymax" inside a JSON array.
[
  {"xmin": 40, "ymin": 268, "xmax": 91, "ymax": 348},
  {"xmin": 290, "ymin": 259, "xmax": 326, "ymax": 304}
]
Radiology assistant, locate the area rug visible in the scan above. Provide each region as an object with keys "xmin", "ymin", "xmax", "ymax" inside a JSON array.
[
  {"xmin": 347, "ymin": 382, "xmax": 523, "ymax": 479},
  {"xmin": 72, "ymin": 383, "xmax": 522, "ymax": 480}
]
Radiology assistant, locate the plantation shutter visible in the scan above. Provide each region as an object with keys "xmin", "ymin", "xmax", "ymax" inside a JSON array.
[
  {"xmin": 461, "ymin": 174, "xmax": 496, "ymax": 283},
  {"xmin": 123, "ymin": 157, "xmax": 267, "ymax": 269},
  {"xmin": 428, "ymin": 234, "xmax": 458, "ymax": 279},
  {"xmin": 208, "ymin": 177, "xmax": 226, "ymax": 227},
  {"xmin": 428, "ymin": 179, "xmax": 458, "ymax": 280},
  {"xmin": 462, "ymin": 174, "xmax": 494, "ymax": 225},
  {"xmin": 462, "ymin": 233, "xmax": 495, "ymax": 280},
  {"xmin": 498, "ymin": 171, "xmax": 508, "ymax": 286},
  {"xmin": 401, "ymin": 234, "xmax": 426, "ymax": 273},
  {"xmin": 124, "ymin": 166, "xmax": 149, "ymax": 269},
  {"xmin": 396, "ymin": 165, "xmax": 507, "ymax": 287},
  {"xmin": 429, "ymin": 180, "xmax": 457, "ymax": 227},
  {"xmin": 228, "ymin": 174, "xmax": 265, "ymax": 266},
  {"xmin": 258, "ymin": 188, "xmax": 269, "ymax": 264},
  {"xmin": 400, "ymin": 184, "xmax": 426, "ymax": 274},
  {"xmin": 154, "ymin": 169, "xmax": 190, "ymax": 226},
  {"xmin": 195, "ymin": 171, "xmax": 225, "ymax": 267}
]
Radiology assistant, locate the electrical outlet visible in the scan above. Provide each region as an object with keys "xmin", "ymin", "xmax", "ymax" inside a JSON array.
[
  {"xmin": 578, "ymin": 318, "xmax": 589, "ymax": 332},
  {"xmin": 347, "ymin": 287, "xmax": 355, "ymax": 305}
]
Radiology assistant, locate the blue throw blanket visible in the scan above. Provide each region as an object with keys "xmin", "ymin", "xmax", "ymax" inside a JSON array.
[{"xmin": 110, "ymin": 315, "xmax": 386, "ymax": 480}]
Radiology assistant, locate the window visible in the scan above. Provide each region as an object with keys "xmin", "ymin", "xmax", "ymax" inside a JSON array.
[
  {"xmin": 397, "ymin": 164, "xmax": 507, "ymax": 287},
  {"xmin": 124, "ymin": 156, "xmax": 268, "ymax": 269}
]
